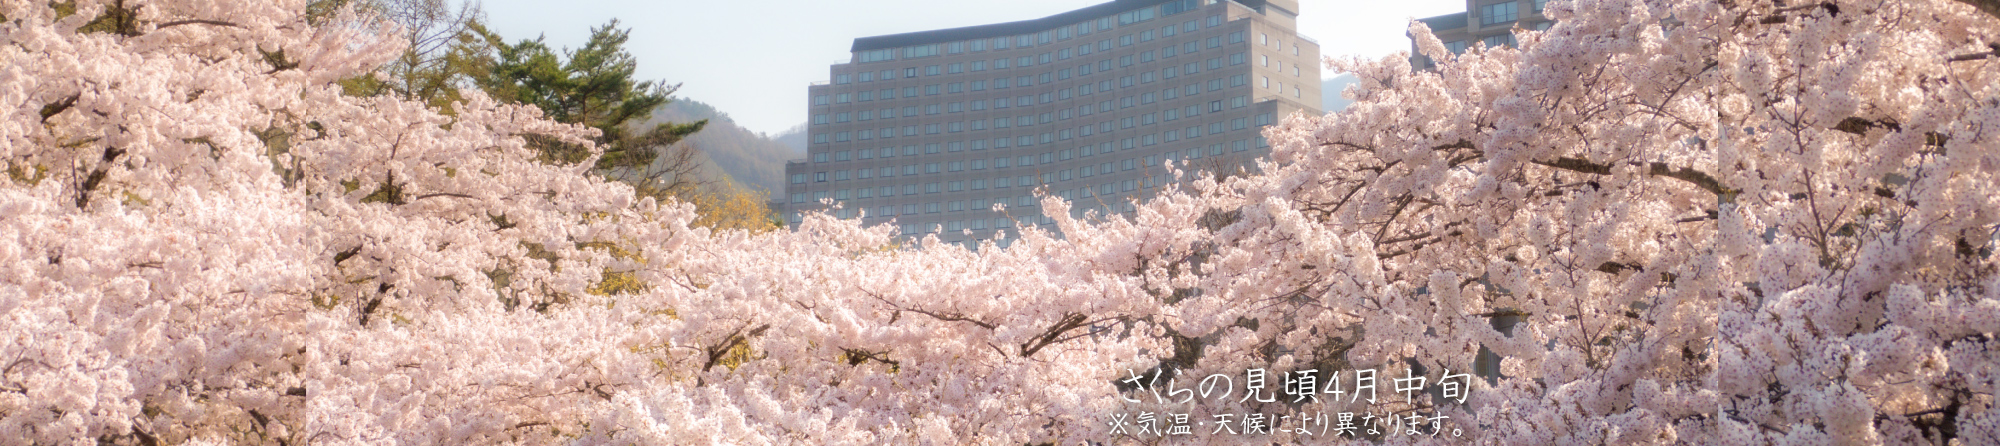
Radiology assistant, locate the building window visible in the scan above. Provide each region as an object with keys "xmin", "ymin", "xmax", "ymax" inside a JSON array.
[
  {"xmin": 1482, "ymin": 2, "xmax": 1519, "ymax": 25},
  {"xmin": 1483, "ymin": 34, "xmax": 1515, "ymax": 48},
  {"xmin": 859, "ymin": 49, "xmax": 895, "ymax": 63},
  {"xmin": 903, "ymin": 44, "xmax": 941, "ymax": 59}
]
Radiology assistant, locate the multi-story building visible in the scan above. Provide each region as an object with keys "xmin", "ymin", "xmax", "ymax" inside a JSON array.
[
  {"xmin": 786, "ymin": 0, "xmax": 1321, "ymax": 247},
  {"xmin": 1411, "ymin": 0, "xmax": 1552, "ymax": 70}
]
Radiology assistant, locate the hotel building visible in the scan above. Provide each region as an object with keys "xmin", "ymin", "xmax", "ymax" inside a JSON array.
[{"xmin": 786, "ymin": 0, "xmax": 1322, "ymax": 246}]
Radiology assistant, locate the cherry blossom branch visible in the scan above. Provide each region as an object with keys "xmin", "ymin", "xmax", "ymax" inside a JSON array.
[
  {"xmin": 1948, "ymin": 49, "xmax": 1999, "ymax": 62},
  {"xmin": 156, "ymin": 20, "xmax": 242, "ymax": 29},
  {"xmin": 38, "ymin": 94, "xmax": 78, "ymax": 122},
  {"xmin": 1530, "ymin": 157, "xmax": 1732, "ymax": 197},
  {"xmin": 866, "ymin": 291, "xmax": 997, "ymax": 329},
  {"xmin": 1018, "ymin": 312, "xmax": 1090, "ymax": 358},
  {"xmin": 75, "ymin": 146, "xmax": 127, "ymax": 209},
  {"xmin": 701, "ymin": 323, "xmax": 769, "ymax": 372},
  {"xmin": 840, "ymin": 348, "xmax": 900, "ymax": 368},
  {"xmin": 415, "ymin": 193, "xmax": 478, "ymax": 201}
]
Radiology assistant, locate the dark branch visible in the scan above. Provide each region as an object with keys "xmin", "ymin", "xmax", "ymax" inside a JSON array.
[
  {"xmin": 1531, "ymin": 157, "xmax": 1732, "ymax": 197},
  {"xmin": 1019, "ymin": 312, "xmax": 1091, "ymax": 358},
  {"xmin": 75, "ymin": 146, "xmax": 127, "ymax": 209},
  {"xmin": 415, "ymin": 193, "xmax": 478, "ymax": 201},
  {"xmin": 156, "ymin": 19, "xmax": 241, "ymax": 29},
  {"xmin": 901, "ymin": 307, "xmax": 997, "ymax": 330},
  {"xmin": 39, "ymin": 95, "xmax": 79, "ymax": 122},
  {"xmin": 1833, "ymin": 117, "xmax": 1949, "ymax": 145},
  {"xmin": 701, "ymin": 324, "xmax": 769, "ymax": 372},
  {"xmin": 1647, "ymin": 162, "xmax": 1730, "ymax": 197}
]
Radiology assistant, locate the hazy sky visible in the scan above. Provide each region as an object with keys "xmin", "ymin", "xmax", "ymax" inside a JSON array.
[{"xmin": 482, "ymin": 0, "xmax": 1465, "ymax": 135}]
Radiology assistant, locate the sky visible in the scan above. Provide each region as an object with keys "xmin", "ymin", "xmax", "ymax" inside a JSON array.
[{"xmin": 481, "ymin": 0, "xmax": 1466, "ymax": 135}]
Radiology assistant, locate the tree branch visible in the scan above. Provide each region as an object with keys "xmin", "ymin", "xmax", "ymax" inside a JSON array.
[
  {"xmin": 866, "ymin": 291, "xmax": 998, "ymax": 329},
  {"xmin": 1019, "ymin": 312, "xmax": 1091, "ymax": 357},
  {"xmin": 39, "ymin": 94, "xmax": 78, "ymax": 122},
  {"xmin": 1531, "ymin": 157, "xmax": 1731, "ymax": 197},
  {"xmin": 76, "ymin": 146, "xmax": 128, "ymax": 209},
  {"xmin": 415, "ymin": 193, "xmax": 478, "ymax": 201},
  {"xmin": 156, "ymin": 19, "xmax": 241, "ymax": 29}
]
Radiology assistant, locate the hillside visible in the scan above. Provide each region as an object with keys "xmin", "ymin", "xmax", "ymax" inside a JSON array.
[
  {"xmin": 773, "ymin": 124, "xmax": 808, "ymax": 155},
  {"xmin": 646, "ymin": 98, "xmax": 804, "ymax": 194},
  {"xmin": 1322, "ymin": 74, "xmax": 1358, "ymax": 112}
]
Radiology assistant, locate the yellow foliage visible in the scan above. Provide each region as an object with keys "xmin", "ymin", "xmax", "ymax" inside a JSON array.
[
  {"xmin": 586, "ymin": 270, "xmax": 647, "ymax": 296},
  {"xmin": 716, "ymin": 341, "xmax": 756, "ymax": 371},
  {"xmin": 684, "ymin": 179, "xmax": 779, "ymax": 234},
  {"xmin": 5, "ymin": 163, "xmax": 47, "ymax": 186}
]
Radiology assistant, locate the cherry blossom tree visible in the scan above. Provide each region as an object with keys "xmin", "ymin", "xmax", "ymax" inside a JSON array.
[
  {"xmin": 1127, "ymin": 0, "xmax": 2000, "ymax": 442},
  {"xmin": 2, "ymin": 0, "xmax": 1998, "ymax": 444}
]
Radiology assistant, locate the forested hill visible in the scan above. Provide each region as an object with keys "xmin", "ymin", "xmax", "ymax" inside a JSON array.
[{"xmin": 647, "ymin": 98, "xmax": 804, "ymax": 194}]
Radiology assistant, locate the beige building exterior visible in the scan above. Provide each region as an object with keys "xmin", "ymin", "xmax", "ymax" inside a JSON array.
[
  {"xmin": 786, "ymin": 0, "xmax": 1321, "ymax": 247},
  {"xmin": 1411, "ymin": 0, "xmax": 1552, "ymax": 70}
]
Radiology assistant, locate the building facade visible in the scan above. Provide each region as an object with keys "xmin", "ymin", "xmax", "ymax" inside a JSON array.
[
  {"xmin": 1411, "ymin": 0, "xmax": 1552, "ymax": 70},
  {"xmin": 786, "ymin": 0, "xmax": 1321, "ymax": 247}
]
